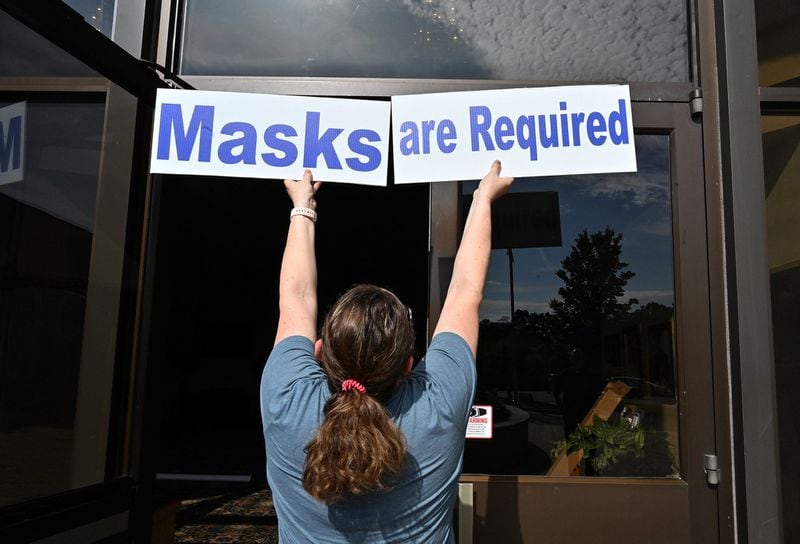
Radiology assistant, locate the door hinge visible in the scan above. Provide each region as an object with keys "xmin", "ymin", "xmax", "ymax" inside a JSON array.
[
  {"xmin": 704, "ymin": 454, "xmax": 720, "ymax": 485},
  {"xmin": 689, "ymin": 89, "xmax": 703, "ymax": 118},
  {"xmin": 139, "ymin": 59, "xmax": 195, "ymax": 90}
]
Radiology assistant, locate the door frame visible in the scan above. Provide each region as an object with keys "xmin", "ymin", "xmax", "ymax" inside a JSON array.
[
  {"xmin": 430, "ymin": 101, "xmax": 719, "ymax": 543},
  {"xmin": 147, "ymin": 0, "xmax": 745, "ymax": 539},
  {"xmin": 150, "ymin": 0, "xmax": 731, "ymax": 536}
]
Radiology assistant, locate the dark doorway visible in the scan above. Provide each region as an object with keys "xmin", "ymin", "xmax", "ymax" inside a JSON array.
[{"xmin": 147, "ymin": 176, "xmax": 429, "ymax": 481}]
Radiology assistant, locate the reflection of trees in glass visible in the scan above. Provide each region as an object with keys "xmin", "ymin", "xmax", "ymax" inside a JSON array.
[
  {"xmin": 477, "ymin": 228, "xmax": 641, "ymax": 392},
  {"xmin": 477, "ymin": 227, "xmax": 640, "ymax": 414},
  {"xmin": 549, "ymin": 227, "xmax": 638, "ymax": 357},
  {"xmin": 475, "ymin": 227, "xmax": 677, "ymax": 476}
]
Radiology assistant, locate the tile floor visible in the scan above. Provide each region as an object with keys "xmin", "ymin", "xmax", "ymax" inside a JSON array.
[{"xmin": 173, "ymin": 488, "xmax": 278, "ymax": 543}]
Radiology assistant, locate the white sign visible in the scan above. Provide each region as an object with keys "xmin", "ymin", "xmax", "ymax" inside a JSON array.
[
  {"xmin": 392, "ymin": 85, "xmax": 636, "ymax": 183},
  {"xmin": 466, "ymin": 405, "xmax": 493, "ymax": 439},
  {"xmin": 150, "ymin": 89, "xmax": 391, "ymax": 186},
  {"xmin": 0, "ymin": 101, "xmax": 26, "ymax": 185}
]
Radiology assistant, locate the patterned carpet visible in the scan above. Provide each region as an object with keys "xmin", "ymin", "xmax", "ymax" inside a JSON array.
[{"xmin": 173, "ymin": 488, "xmax": 279, "ymax": 543}]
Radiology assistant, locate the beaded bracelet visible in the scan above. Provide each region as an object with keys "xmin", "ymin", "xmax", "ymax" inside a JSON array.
[{"xmin": 290, "ymin": 207, "xmax": 317, "ymax": 222}]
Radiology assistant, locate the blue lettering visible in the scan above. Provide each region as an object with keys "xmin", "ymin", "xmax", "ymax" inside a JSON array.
[
  {"xmin": 608, "ymin": 99, "xmax": 630, "ymax": 145},
  {"xmin": 516, "ymin": 115, "xmax": 538, "ymax": 161},
  {"xmin": 538, "ymin": 113, "xmax": 559, "ymax": 149},
  {"xmin": 559, "ymin": 102, "xmax": 570, "ymax": 147},
  {"xmin": 494, "ymin": 116, "xmax": 514, "ymax": 151},
  {"xmin": 587, "ymin": 112, "xmax": 607, "ymax": 145},
  {"xmin": 399, "ymin": 121, "xmax": 420, "ymax": 156},
  {"xmin": 571, "ymin": 113, "xmax": 585, "ymax": 146},
  {"xmin": 0, "ymin": 115, "xmax": 22, "ymax": 173},
  {"xmin": 469, "ymin": 106, "xmax": 495, "ymax": 151},
  {"xmin": 218, "ymin": 122, "xmax": 257, "ymax": 165},
  {"xmin": 303, "ymin": 111, "xmax": 343, "ymax": 169},
  {"xmin": 157, "ymin": 103, "xmax": 214, "ymax": 162},
  {"xmin": 399, "ymin": 119, "xmax": 457, "ymax": 155},
  {"xmin": 345, "ymin": 129, "xmax": 381, "ymax": 172},
  {"xmin": 421, "ymin": 120, "xmax": 436, "ymax": 154},
  {"xmin": 262, "ymin": 124, "xmax": 298, "ymax": 167},
  {"xmin": 437, "ymin": 119, "xmax": 457, "ymax": 153}
]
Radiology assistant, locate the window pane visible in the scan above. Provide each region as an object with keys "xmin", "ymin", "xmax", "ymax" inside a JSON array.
[
  {"xmin": 180, "ymin": 0, "xmax": 689, "ymax": 82},
  {"xmin": 0, "ymin": 9, "xmax": 98, "ymax": 77},
  {"xmin": 62, "ymin": 0, "xmax": 115, "ymax": 38},
  {"xmin": 762, "ymin": 113, "xmax": 800, "ymax": 541},
  {"xmin": 460, "ymin": 135, "xmax": 679, "ymax": 477},
  {"xmin": 0, "ymin": 100, "xmax": 105, "ymax": 507},
  {"xmin": 756, "ymin": 0, "xmax": 800, "ymax": 87}
]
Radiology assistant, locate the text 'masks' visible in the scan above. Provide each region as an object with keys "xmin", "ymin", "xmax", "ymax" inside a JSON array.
[{"xmin": 150, "ymin": 89, "xmax": 391, "ymax": 186}]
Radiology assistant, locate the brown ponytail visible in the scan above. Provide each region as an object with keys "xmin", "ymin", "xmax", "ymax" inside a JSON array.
[{"xmin": 302, "ymin": 285, "xmax": 415, "ymax": 504}]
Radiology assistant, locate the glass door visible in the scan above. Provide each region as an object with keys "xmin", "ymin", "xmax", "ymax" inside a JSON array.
[
  {"xmin": 0, "ymin": 1, "xmax": 164, "ymax": 541},
  {"xmin": 431, "ymin": 102, "xmax": 718, "ymax": 543}
]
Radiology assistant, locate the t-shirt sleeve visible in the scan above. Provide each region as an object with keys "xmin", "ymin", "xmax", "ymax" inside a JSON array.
[
  {"xmin": 260, "ymin": 335, "xmax": 328, "ymax": 429},
  {"xmin": 263, "ymin": 336, "xmax": 320, "ymax": 386},
  {"xmin": 412, "ymin": 332, "xmax": 477, "ymax": 422}
]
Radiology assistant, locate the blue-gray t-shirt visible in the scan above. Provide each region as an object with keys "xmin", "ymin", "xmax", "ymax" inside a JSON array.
[{"xmin": 260, "ymin": 332, "xmax": 476, "ymax": 543}]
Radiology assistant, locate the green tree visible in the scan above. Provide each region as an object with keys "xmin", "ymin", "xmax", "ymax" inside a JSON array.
[{"xmin": 549, "ymin": 227, "xmax": 638, "ymax": 355}]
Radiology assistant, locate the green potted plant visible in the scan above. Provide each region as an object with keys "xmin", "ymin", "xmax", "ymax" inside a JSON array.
[{"xmin": 551, "ymin": 411, "xmax": 676, "ymax": 477}]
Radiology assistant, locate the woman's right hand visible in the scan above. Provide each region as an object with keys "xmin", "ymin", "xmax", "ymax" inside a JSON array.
[
  {"xmin": 474, "ymin": 160, "xmax": 514, "ymax": 203},
  {"xmin": 284, "ymin": 169, "xmax": 322, "ymax": 209}
]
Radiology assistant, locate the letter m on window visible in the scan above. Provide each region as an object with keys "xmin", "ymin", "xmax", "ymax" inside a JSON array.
[
  {"xmin": 0, "ymin": 102, "xmax": 25, "ymax": 185},
  {"xmin": 0, "ymin": 116, "xmax": 22, "ymax": 172}
]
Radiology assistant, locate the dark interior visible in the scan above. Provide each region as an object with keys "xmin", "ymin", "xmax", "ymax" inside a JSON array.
[{"xmin": 148, "ymin": 176, "xmax": 430, "ymax": 481}]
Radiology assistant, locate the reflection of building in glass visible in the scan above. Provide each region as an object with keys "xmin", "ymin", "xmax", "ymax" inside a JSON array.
[
  {"xmin": 603, "ymin": 303, "xmax": 676, "ymax": 398},
  {"xmin": 64, "ymin": 0, "xmax": 114, "ymax": 37}
]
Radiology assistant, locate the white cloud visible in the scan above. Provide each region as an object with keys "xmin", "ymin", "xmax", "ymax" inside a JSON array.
[
  {"xmin": 561, "ymin": 134, "xmax": 671, "ymax": 207},
  {"xmin": 401, "ymin": 0, "xmax": 688, "ymax": 81},
  {"xmin": 183, "ymin": 0, "xmax": 688, "ymax": 81},
  {"xmin": 582, "ymin": 172, "xmax": 670, "ymax": 206}
]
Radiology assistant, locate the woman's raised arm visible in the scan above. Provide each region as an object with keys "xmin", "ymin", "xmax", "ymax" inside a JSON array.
[
  {"xmin": 275, "ymin": 170, "xmax": 322, "ymax": 345},
  {"xmin": 434, "ymin": 160, "xmax": 514, "ymax": 356}
]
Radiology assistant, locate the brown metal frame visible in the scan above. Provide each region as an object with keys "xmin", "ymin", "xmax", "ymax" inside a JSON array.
[
  {"xmin": 705, "ymin": 156, "xmax": 737, "ymax": 540},
  {"xmin": 697, "ymin": 0, "xmax": 785, "ymax": 540},
  {"xmin": 0, "ymin": 77, "xmax": 109, "ymax": 93},
  {"xmin": 694, "ymin": 0, "xmax": 737, "ymax": 541},
  {"xmin": 760, "ymin": 86, "xmax": 800, "ymax": 112},
  {"xmin": 428, "ymin": 101, "xmax": 717, "ymax": 543},
  {"xmin": 178, "ymin": 75, "xmax": 694, "ymax": 102}
]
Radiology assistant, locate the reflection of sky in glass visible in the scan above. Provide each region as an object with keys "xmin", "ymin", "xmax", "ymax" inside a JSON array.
[
  {"xmin": 464, "ymin": 135, "xmax": 673, "ymax": 321},
  {"xmin": 181, "ymin": 0, "xmax": 688, "ymax": 81}
]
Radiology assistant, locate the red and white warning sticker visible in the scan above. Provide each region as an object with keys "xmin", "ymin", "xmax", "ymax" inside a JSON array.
[{"xmin": 466, "ymin": 405, "xmax": 493, "ymax": 439}]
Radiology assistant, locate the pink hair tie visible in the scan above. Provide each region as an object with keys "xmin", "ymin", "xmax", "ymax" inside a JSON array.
[{"xmin": 341, "ymin": 379, "xmax": 366, "ymax": 394}]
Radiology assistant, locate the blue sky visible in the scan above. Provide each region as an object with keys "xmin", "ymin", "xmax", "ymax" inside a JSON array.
[{"xmin": 469, "ymin": 134, "xmax": 675, "ymax": 321}]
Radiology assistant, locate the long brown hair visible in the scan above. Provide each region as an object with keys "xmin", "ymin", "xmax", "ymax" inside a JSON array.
[{"xmin": 303, "ymin": 284, "xmax": 415, "ymax": 503}]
